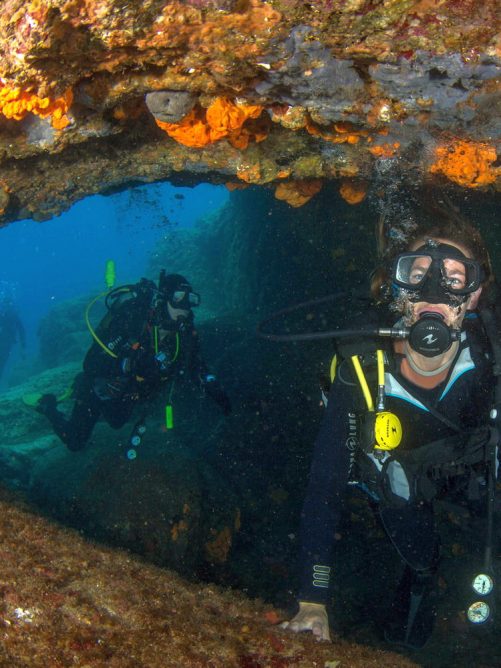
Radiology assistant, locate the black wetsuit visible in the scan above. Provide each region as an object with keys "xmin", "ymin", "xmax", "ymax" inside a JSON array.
[
  {"xmin": 299, "ymin": 317, "xmax": 494, "ymax": 604},
  {"xmin": 43, "ymin": 283, "xmax": 229, "ymax": 451},
  {"xmin": 0, "ymin": 306, "xmax": 25, "ymax": 379}
]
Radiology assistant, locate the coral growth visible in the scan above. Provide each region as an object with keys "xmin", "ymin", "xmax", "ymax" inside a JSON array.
[
  {"xmin": 0, "ymin": 184, "xmax": 10, "ymax": 215},
  {"xmin": 306, "ymin": 120, "xmax": 368, "ymax": 145},
  {"xmin": 269, "ymin": 104, "xmax": 309, "ymax": 130},
  {"xmin": 236, "ymin": 162, "xmax": 263, "ymax": 184},
  {"xmin": 368, "ymin": 141, "xmax": 401, "ymax": 158},
  {"xmin": 0, "ymin": 84, "xmax": 73, "ymax": 129},
  {"xmin": 112, "ymin": 98, "xmax": 146, "ymax": 122},
  {"xmin": 170, "ymin": 518, "xmax": 189, "ymax": 542},
  {"xmin": 274, "ymin": 179, "xmax": 323, "ymax": 207},
  {"xmin": 205, "ymin": 526, "xmax": 233, "ymax": 563},
  {"xmin": 429, "ymin": 140, "xmax": 500, "ymax": 188},
  {"xmin": 155, "ymin": 97, "xmax": 265, "ymax": 149},
  {"xmin": 339, "ymin": 178, "xmax": 368, "ymax": 204},
  {"xmin": 225, "ymin": 182, "xmax": 249, "ymax": 191}
]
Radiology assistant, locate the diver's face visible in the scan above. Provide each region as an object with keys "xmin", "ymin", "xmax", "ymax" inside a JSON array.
[
  {"xmin": 167, "ymin": 301, "xmax": 190, "ymax": 322},
  {"xmin": 398, "ymin": 238, "xmax": 482, "ymax": 328}
]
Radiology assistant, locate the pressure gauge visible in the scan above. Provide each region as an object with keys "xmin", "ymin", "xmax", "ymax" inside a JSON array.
[
  {"xmin": 467, "ymin": 601, "xmax": 491, "ymax": 624},
  {"xmin": 472, "ymin": 573, "xmax": 494, "ymax": 596}
]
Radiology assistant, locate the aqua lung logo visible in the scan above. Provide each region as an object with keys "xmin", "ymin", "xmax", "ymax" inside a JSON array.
[
  {"xmin": 422, "ymin": 334, "xmax": 438, "ymax": 345},
  {"xmin": 346, "ymin": 412, "xmax": 359, "ymax": 479},
  {"xmin": 346, "ymin": 413, "xmax": 358, "ymax": 450},
  {"xmin": 107, "ymin": 335, "xmax": 123, "ymax": 351}
]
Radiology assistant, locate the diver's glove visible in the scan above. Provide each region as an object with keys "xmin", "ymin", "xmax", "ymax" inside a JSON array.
[
  {"xmin": 93, "ymin": 376, "xmax": 130, "ymax": 400},
  {"xmin": 281, "ymin": 601, "xmax": 331, "ymax": 642},
  {"xmin": 120, "ymin": 346, "xmax": 163, "ymax": 380},
  {"xmin": 201, "ymin": 374, "xmax": 232, "ymax": 415}
]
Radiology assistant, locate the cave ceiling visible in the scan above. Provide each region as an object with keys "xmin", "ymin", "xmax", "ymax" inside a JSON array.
[{"xmin": 0, "ymin": 0, "xmax": 499, "ymax": 224}]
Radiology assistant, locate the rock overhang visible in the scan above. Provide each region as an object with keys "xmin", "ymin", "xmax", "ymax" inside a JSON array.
[{"xmin": 0, "ymin": 0, "xmax": 499, "ymax": 224}]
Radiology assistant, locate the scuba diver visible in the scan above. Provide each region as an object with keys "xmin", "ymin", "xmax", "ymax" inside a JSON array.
[
  {"xmin": 279, "ymin": 213, "xmax": 498, "ymax": 649},
  {"xmin": 0, "ymin": 296, "xmax": 26, "ymax": 381},
  {"xmin": 35, "ymin": 271, "xmax": 231, "ymax": 452}
]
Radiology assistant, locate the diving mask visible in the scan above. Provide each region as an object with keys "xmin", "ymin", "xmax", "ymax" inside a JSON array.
[
  {"xmin": 170, "ymin": 285, "xmax": 201, "ymax": 309},
  {"xmin": 392, "ymin": 240, "xmax": 482, "ymax": 304}
]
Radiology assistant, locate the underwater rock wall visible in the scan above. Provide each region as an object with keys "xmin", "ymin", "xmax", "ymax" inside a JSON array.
[
  {"xmin": 149, "ymin": 184, "xmax": 375, "ymax": 315},
  {"xmin": 37, "ymin": 295, "xmax": 102, "ymax": 369},
  {"xmin": 0, "ymin": 1, "xmax": 499, "ymax": 224}
]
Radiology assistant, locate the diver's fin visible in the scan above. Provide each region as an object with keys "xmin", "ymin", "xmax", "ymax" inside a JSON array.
[
  {"xmin": 22, "ymin": 392, "xmax": 44, "ymax": 407},
  {"xmin": 22, "ymin": 387, "xmax": 73, "ymax": 407},
  {"xmin": 56, "ymin": 386, "xmax": 73, "ymax": 402},
  {"xmin": 384, "ymin": 567, "xmax": 437, "ymax": 650}
]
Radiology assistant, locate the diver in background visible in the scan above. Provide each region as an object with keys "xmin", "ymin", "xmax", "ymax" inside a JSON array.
[
  {"xmin": 0, "ymin": 296, "xmax": 26, "ymax": 381},
  {"xmin": 281, "ymin": 209, "xmax": 497, "ymax": 649},
  {"xmin": 35, "ymin": 272, "xmax": 231, "ymax": 451}
]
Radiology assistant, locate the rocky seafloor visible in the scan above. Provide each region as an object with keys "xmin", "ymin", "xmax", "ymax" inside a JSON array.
[{"xmin": 0, "ymin": 485, "xmax": 422, "ymax": 668}]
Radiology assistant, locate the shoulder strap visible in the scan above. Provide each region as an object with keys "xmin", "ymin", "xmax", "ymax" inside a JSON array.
[{"xmin": 416, "ymin": 398, "xmax": 462, "ymax": 432}]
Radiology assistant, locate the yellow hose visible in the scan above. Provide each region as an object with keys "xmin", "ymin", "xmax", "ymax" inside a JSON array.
[
  {"xmin": 84, "ymin": 290, "xmax": 118, "ymax": 359},
  {"xmin": 376, "ymin": 349, "xmax": 386, "ymax": 410},
  {"xmin": 329, "ymin": 354, "xmax": 337, "ymax": 383},
  {"xmin": 351, "ymin": 355, "xmax": 374, "ymax": 412}
]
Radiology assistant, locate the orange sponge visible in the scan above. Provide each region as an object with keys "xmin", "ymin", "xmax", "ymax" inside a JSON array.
[
  {"xmin": 155, "ymin": 97, "xmax": 265, "ymax": 148},
  {"xmin": 0, "ymin": 85, "xmax": 73, "ymax": 129},
  {"xmin": 339, "ymin": 178, "xmax": 368, "ymax": 204},
  {"xmin": 430, "ymin": 140, "xmax": 500, "ymax": 188},
  {"xmin": 274, "ymin": 179, "xmax": 323, "ymax": 207}
]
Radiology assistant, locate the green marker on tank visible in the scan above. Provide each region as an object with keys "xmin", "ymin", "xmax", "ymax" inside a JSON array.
[
  {"xmin": 166, "ymin": 404, "xmax": 173, "ymax": 429},
  {"xmin": 105, "ymin": 259, "xmax": 116, "ymax": 289}
]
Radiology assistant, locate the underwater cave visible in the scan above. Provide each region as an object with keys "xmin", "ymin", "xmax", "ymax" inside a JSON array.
[
  {"xmin": 0, "ymin": 177, "xmax": 500, "ymax": 667},
  {"xmin": 0, "ymin": 0, "xmax": 500, "ymax": 664}
]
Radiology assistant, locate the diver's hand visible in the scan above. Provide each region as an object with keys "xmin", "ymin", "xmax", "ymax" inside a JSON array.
[
  {"xmin": 121, "ymin": 348, "xmax": 161, "ymax": 379},
  {"xmin": 281, "ymin": 601, "xmax": 331, "ymax": 642}
]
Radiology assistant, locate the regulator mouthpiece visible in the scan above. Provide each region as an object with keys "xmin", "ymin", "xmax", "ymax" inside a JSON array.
[{"xmin": 408, "ymin": 313, "xmax": 459, "ymax": 357}]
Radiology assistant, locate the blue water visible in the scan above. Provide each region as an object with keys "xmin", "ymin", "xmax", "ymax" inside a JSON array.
[{"xmin": 0, "ymin": 182, "xmax": 228, "ymax": 358}]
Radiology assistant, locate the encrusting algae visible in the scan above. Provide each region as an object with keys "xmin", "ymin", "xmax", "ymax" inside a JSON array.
[{"xmin": 0, "ymin": 83, "xmax": 73, "ymax": 129}]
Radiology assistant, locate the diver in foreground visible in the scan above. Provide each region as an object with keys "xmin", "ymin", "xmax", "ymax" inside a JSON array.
[
  {"xmin": 35, "ymin": 271, "xmax": 231, "ymax": 452},
  {"xmin": 281, "ymin": 213, "xmax": 498, "ymax": 649}
]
